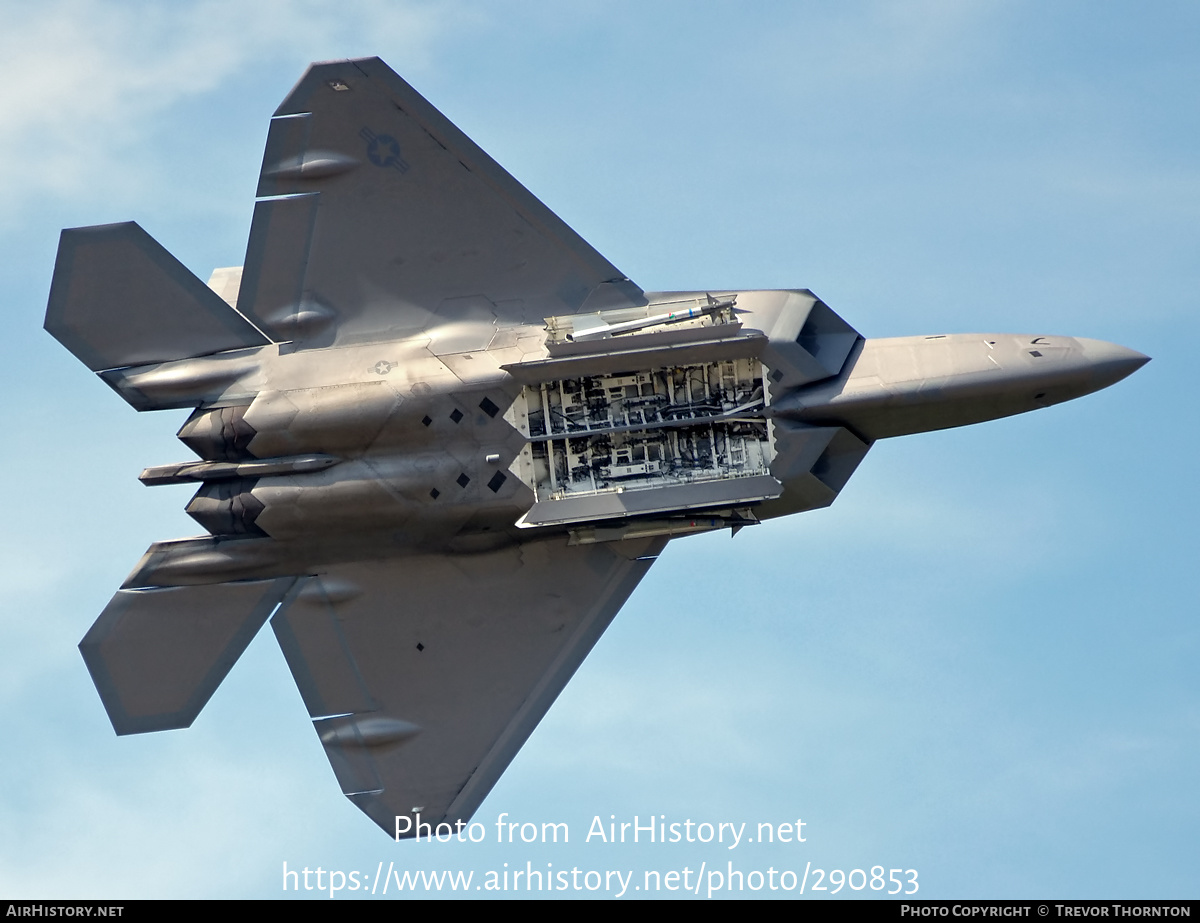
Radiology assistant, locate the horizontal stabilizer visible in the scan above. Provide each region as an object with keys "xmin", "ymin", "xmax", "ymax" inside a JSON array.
[
  {"xmin": 80, "ymin": 576, "xmax": 295, "ymax": 735},
  {"xmin": 46, "ymin": 222, "xmax": 272, "ymax": 372}
]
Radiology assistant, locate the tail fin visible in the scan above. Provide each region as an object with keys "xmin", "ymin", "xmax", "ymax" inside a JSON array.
[{"xmin": 45, "ymin": 222, "xmax": 271, "ymax": 373}]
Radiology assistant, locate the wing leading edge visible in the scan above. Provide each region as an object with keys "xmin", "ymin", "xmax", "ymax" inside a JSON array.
[
  {"xmin": 238, "ymin": 57, "xmax": 646, "ymax": 350},
  {"xmin": 270, "ymin": 535, "xmax": 666, "ymax": 835}
]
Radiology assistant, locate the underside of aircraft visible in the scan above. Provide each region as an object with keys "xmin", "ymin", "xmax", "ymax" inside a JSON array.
[{"xmin": 45, "ymin": 58, "xmax": 1147, "ymax": 836}]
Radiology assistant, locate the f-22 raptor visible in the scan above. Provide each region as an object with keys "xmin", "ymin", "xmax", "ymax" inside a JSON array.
[{"xmin": 45, "ymin": 58, "xmax": 1148, "ymax": 837}]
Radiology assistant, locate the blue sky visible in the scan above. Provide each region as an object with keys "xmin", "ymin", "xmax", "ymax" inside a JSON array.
[{"xmin": 0, "ymin": 0, "xmax": 1195, "ymax": 899}]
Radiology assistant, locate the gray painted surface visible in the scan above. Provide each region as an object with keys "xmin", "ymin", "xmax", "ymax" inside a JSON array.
[{"xmin": 47, "ymin": 58, "xmax": 1148, "ymax": 837}]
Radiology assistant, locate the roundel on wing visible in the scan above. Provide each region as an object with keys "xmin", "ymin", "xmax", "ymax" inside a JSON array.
[{"xmin": 367, "ymin": 134, "xmax": 403, "ymax": 168}]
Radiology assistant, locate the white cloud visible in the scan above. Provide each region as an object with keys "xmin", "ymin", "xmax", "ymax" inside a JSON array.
[
  {"xmin": 0, "ymin": 741, "xmax": 325, "ymax": 897},
  {"xmin": 0, "ymin": 0, "xmax": 459, "ymax": 215}
]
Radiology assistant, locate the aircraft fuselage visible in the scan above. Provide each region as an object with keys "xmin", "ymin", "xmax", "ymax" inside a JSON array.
[{"xmin": 101, "ymin": 288, "xmax": 1146, "ymax": 590}]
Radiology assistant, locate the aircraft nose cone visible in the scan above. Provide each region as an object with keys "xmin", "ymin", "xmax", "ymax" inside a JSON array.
[{"xmin": 1076, "ymin": 338, "xmax": 1151, "ymax": 389}]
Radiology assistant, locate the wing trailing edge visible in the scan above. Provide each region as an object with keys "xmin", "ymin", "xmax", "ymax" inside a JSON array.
[{"xmin": 269, "ymin": 536, "xmax": 665, "ymax": 835}]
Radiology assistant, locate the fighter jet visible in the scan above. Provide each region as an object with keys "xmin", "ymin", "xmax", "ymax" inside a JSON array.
[{"xmin": 45, "ymin": 58, "xmax": 1148, "ymax": 837}]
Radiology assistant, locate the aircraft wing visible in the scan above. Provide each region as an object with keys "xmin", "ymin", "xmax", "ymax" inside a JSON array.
[
  {"xmin": 238, "ymin": 57, "xmax": 645, "ymax": 350},
  {"xmin": 270, "ymin": 534, "xmax": 666, "ymax": 835}
]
